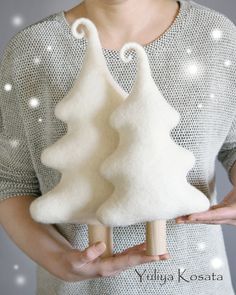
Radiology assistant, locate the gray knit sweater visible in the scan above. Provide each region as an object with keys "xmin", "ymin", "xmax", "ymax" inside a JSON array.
[{"xmin": 0, "ymin": 0, "xmax": 235, "ymax": 294}]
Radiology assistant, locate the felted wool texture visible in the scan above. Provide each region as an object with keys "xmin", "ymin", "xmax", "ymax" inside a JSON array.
[
  {"xmin": 1, "ymin": 0, "xmax": 236, "ymax": 293},
  {"xmin": 96, "ymin": 43, "xmax": 210, "ymax": 227},
  {"xmin": 29, "ymin": 18, "xmax": 127, "ymax": 225}
]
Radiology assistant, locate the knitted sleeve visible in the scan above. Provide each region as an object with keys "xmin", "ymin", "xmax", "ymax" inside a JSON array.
[
  {"xmin": 217, "ymin": 117, "xmax": 236, "ymax": 184},
  {"xmin": 0, "ymin": 40, "xmax": 41, "ymax": 202},
  {"xmin": 216, "ymin": 18, "xmax": 236, "ymax": 184}
]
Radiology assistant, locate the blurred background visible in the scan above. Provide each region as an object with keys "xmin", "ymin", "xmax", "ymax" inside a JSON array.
[{"xmin": 0, "ymin": 0, "xmax": 235, "ymax": 294}]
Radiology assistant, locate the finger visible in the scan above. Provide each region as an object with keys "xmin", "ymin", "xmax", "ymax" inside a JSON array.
[
  {"xmin": 114, "ymin": 243, "xmax": 147, "ymax": 256},
  {"xmin": 98, "ymin": 250, "xmax": 161, "ymax": 275},
  {"xmin": 188, "ymin": 207, "xmax": 235, "ymax": 221},
  {"xmin": 180, "ymin": 219, "xmax": 230, "ymax": 225},
  {"xmin": 115, "ymin": 243, "xmax": 169, "ymax": 260},
  {"xmin": 159, "ymin": 253, "xmax": 171, "ymax": 260},
  {"xmin": 124, "ymin": 247, "xmax": 170, "ymax": 260},
  {"xmin": 175, "ymin": 205, "xmax": 229, "ymax": 222},
  {"xmin": 175, "ymin": 215, "xmax": 191, "ymax": 223},
  {"xmin": 72, "ymin": 242, "xmax": 107, "ymax": 268}
]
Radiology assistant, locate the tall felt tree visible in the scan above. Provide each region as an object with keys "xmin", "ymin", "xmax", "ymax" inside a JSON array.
[
  {"xmin": 96, "ymin": 43, "xmax": 210, "ymax": 255},
  {"xmin": 29, "ymin": 18, "xmax": 127, "ymax": 256}
]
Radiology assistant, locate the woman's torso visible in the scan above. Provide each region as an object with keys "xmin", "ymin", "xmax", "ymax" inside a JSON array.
[{"xmin": 7, "ymin": 0, "xmax": 236, "ymax": 293}]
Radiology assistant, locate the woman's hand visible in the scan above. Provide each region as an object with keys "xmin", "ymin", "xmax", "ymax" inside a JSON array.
[
  {"xmin": 55, "ymin": 241, "xmax": 169, "ymax": 282},
  {"xmin": 0, "ymin": 195, "xmax": 169, "ymax": 283},
  {"xmin": 175, "ymin": 187, "xmax": 236, "ymax": 226}
]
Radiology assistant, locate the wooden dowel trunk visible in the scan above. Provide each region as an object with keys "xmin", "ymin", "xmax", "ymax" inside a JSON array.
[
  {"xmin": 88, "ymin": 224, "xmax": 113, "ymax": 257},
  {"xmin": 146, "ymin": 220, "xmax": 167, "ymax": 256}
]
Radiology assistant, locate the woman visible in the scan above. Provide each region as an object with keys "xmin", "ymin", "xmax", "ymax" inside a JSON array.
[{"xmin": 0, "ymin": 0, "xmax": 235, "ymax": 294}]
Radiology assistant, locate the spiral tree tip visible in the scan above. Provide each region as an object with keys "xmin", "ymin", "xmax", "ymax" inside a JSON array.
[
  {"xmin": 119, "ymin": 43, "xmax": 135, "ymax": 63},
  {"xmin": 71, "ymin": 18, "xmax": 94, "ymax": 40}
]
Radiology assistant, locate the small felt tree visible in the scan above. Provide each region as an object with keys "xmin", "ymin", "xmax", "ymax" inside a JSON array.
[
  {"xmin": 96, "ymin": 43, "xmax": 210, "ymax": 255},
  {"xmin": 29, "ymin": 18, "xmax": 127, "ymax": 257}
]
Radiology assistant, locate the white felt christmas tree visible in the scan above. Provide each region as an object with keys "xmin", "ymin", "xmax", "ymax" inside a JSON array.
[
  {"xmin": 96, "ymin": 43, "xmax": 210, "ymax": 255},
  {"xmin": 29, "ymin": 18, "xmax": 127, "ymax": 257}
]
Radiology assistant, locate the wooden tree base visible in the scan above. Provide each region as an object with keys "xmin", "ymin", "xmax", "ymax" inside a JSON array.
[
  {"xmin": 88, "ymin": 224, "xmax": 113, "ymax": 258},
  {"xmin": 146, "ymin": 220, "xmax": 167, "ymax": 256}
]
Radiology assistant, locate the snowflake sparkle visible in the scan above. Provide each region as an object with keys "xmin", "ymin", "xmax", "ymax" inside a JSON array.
[
  {"xmin": 38, "ymin": 118, "xmax": 43, "ymax": 122},
  {"xmin": 4, "ymin": 83, "xmax": 12, "ymax": 92},
  {"xmin": 224, "ymin": 60, "xmax": 232, "ymax": 67},
  {"xmin": 33, "ymin": 57, "xmax": 41, "ymax": 65},
  {"xmin": 211, "ymin": 28, "xmax": 223, "ymax": 40},
  {"xmin": 15, "ymin": 275, "xmax": 26, "ymax": 286},
  {"xmin": 188, "ymin": 64, "xmax": 198, "ymax": 75},
  {"xmin": 186, "ymin": 63, "xmax": 199, "ymax": 75},
  {"xmin": 47, "ymin": 45, "xmax": 52, "ymax": 52},
  {"xmin": 197, "ymin": 242, "xmax": 206, "ymax": 251},
  {"xmin": 11, "ymin": 15, "xmax": 24, "ymax": 27},
  {"xmin": 209, "ymin": 93, "xmax": 218, "ymax": 103},
  {"xmin": 210, "ymin": 93, "xmax": 215, "ymax": 99},
  {"xmin": 197, "ymin": 103, "xmax": 203, "ymax": 109},
  {"xmin": 9, "ymin": 139, "xmax": 19, "ymax": 148},
  {"xmin": 28, "ymin": 97, "xmax": 40, "ymax": 108},
  {"xmin": 13, "ymin": 264, "xmax": 19, "ymax": 270},
  {"xmin": 183, "ymin": 60, "xmax": 204, "ymax": 78},
  {"xmin": 210, "ymin": 257, "xmax": 223, "ymax": 270},
  {"xmin": 186, "ymin": 48, "xmax": 192, "ymax": 55}
]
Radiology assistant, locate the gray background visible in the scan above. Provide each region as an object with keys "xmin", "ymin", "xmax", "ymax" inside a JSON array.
[{"xmin": 0, "ymin": 0, "xmax": 235, "ymax": 294}]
